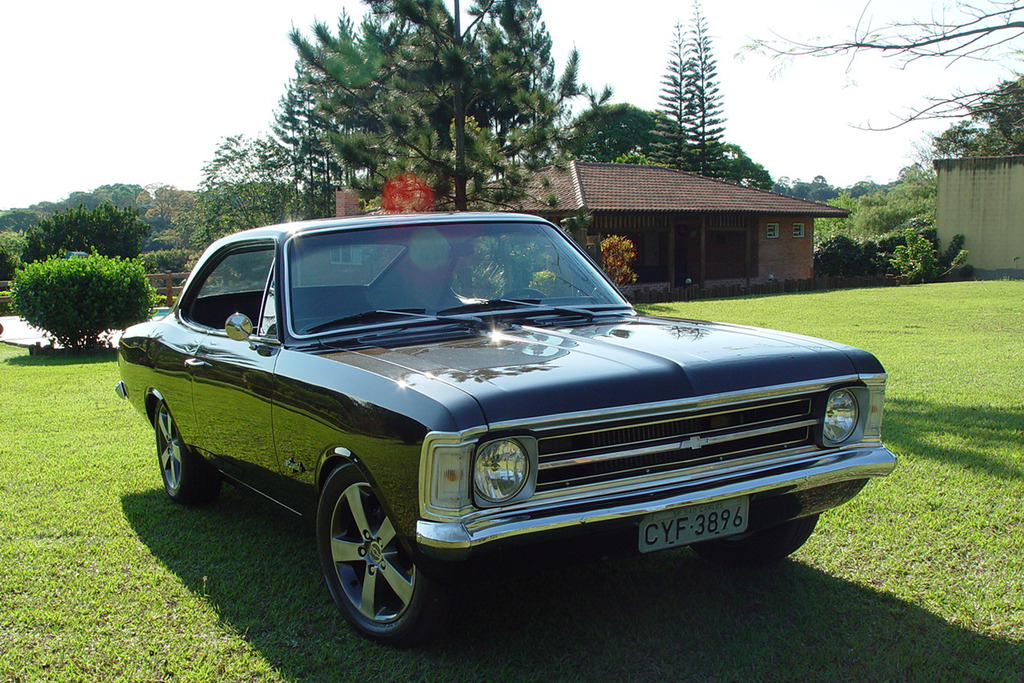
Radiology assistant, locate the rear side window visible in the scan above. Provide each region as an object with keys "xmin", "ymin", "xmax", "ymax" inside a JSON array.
[{"xmin": 182, "ymin": 247, "xmax": 275, "ymax": 331}]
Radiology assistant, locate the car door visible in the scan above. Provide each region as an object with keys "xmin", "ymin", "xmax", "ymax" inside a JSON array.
[{"xmin": 179, "ymin": 242, "xmax": 282, "ymax": 494}]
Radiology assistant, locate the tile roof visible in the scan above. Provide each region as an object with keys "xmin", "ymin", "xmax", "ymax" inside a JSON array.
[{"xmin": 520, "ymin": 161, "xmax": 849, "ymax": 217}]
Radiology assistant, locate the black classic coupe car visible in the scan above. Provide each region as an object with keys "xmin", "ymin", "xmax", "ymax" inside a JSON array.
[{"xmin": 116, "ymin": 212, "xmax": 896, "ymax": 645}]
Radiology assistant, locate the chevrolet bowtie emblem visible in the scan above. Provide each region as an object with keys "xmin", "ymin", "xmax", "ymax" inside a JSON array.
[{"xmin": 680, "ymin": 435, "xmax": 710, "ymax": 450}]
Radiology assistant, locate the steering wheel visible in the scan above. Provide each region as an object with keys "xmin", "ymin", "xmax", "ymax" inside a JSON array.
[{"xmin": 504, "ymin": 288, "xmax": 547, "ymax": 300}]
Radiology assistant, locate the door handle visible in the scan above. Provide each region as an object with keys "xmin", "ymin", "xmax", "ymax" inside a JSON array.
[{"xmin": 184, "ymin": 358, "xmax": 210, "ymax": 368}]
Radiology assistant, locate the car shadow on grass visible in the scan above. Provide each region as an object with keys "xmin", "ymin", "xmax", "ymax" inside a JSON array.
[
  {"xmin": 883, "ymin": 396, "xmax": 1024, "ymax": 480},
  {"xmin": 3, "ymin": 348, "xmax": 116, "ymax": 366},
  {"xmin": 122, "ymin": 487, "xmax": 1023, "ymax": 682}
]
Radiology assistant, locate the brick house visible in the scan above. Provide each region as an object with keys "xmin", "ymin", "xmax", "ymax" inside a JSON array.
[{"xmin": 518, "ymin": 161, "xmax": 849, "ymax": 288}]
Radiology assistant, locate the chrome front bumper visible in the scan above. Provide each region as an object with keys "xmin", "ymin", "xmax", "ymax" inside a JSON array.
[{"xmin": 416, "ymin": 444, "xmax": 896, "ymax": 560}]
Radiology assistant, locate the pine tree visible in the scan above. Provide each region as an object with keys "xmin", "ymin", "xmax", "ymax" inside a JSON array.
[
  {"xmin": 683, "ymin": 0, "xmax": 726, "ymax": 176},
  {"xmin": 651, "ymin": 22, "xmax": 691, "ymax": 170},
  {"xmin": 290, "ymin": 0, "xmax": 582, "ymax": 210},
  {"xmin": 272, "ymin": 69, "xmax": 343, "ymax": 220}
]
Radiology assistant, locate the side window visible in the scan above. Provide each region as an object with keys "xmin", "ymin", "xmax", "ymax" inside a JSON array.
[{"xmin": 183, "ymin": 247, "xmax": 275, "ymax": 330}]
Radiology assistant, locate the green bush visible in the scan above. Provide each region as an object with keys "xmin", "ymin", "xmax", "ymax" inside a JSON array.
[
  {"xmin": 888, "ymin": 227, "xmax": 968, "ymax": 284},
  {"xmin": 0, "ymin": 230, "xmax": 25, "ymax": 280},
  {"xmin": 11, "ymin": 253, "xmax": 160, "ymax": 350},
  {"xmin": 813, "ymin": 234, "xmax": 868, "ymax": 277}
]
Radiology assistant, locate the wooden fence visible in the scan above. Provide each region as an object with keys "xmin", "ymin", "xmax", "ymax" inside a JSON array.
[
  {"xmin": 146, "ymin": 272, "xmax": 189, "ymax": 307},
  {"xmin": 624, "ymin": 275, "xmax": 898, "ymax": 304},
  {"xmin": 0, "ymin": 272, "xmax": 190, "ymax": 309}
]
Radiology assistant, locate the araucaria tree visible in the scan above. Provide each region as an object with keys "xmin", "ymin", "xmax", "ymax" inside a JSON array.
[
  {"xmin": 683, "ymin": 1, "xmax": 726, "ymax": 176},
  {"xmin": 651, "ymin": 22, "xmax": 691, "ymax": 170},
  {"xmin": 652, "ymin": 1, "xmax": 726, "ymax": 176},
  {"xmin": 290, "ymin": 0, "xmax": 583, "ymax": 210}
]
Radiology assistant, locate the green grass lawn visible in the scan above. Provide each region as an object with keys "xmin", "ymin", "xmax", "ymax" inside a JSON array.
[{"xmin": 1, "ymin": 281, "xmax": 1022, "ymax": 681}]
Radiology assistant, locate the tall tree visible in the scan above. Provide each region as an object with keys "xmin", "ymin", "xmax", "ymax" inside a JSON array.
[
  {"xmin": 273, "ymin": 71, "xmax": 343, "ymax": 220},
  {"xmin": 566, "ymin": 104, "xmax": 662, "ymax": 162},
  {"xmin": 22, "ymin": 203, "xmax": 150, "ymax": 262},
  {"xmin": 651, "ymin": 22, "xmax": 691, "ymax": 170},
  {"xmin": 187, "ymin": 135, "xmax": 292, "ymax": 246},
  {"xmin": 719, "ymin": 144, "xmax": 772, "ymax": 189},
  {"xmin": 291, "ymin": 0, "xmax": 583, "ymax": 210},
  {"xmin": 930, "ymin": 78, "xmax": 1024, "ymax": 158},
  {"xmin": 682, "ymin": 0, "xmax": 726, "ymax": 176},
  {"xmin": 135, "ymin": 184, "xmax": 197, "ymax": 249}
]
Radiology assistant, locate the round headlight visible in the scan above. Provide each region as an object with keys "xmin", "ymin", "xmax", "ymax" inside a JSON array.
[
  {"xmin": 473, "ymin": 439, "xmax": 529, "ymax": 503},
  {"xmin": 824, "ymin": 388, "xmax": 859, "ymax": 444}
]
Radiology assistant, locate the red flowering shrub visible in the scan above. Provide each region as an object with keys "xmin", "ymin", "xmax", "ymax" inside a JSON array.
[{"xmin": 600, "ymin": 235, "xmax": 638, "ymax": 285}]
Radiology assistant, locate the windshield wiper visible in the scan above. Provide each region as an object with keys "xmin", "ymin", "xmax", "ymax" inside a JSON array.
[
  {"xmin": 304, "ymin": 308, "xmax": 428, "ymax": 334},
  {"xmin": 437, "ymin": 298, "xmax": 543, "ymax": 316},
  {"xmin": 438, "ymin": 299, "xmax": 627, "ymax": 323}
]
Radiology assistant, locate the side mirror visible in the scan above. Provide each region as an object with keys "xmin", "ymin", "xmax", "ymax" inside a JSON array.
[{"xmin": 225, "ymin": 313, "xmax": 254, "ymax": 343}]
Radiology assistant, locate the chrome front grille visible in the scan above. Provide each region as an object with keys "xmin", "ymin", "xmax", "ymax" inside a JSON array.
[{"xmin": 535, "ymin": 397, "xmax": 817, "ymax": 492}]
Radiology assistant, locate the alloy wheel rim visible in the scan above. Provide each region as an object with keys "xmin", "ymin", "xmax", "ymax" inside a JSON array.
[
  {"xmin": 329, "ymin": 482, "xmax": 415, "ymax": 623},
  {"xmin": 156, "ymin": 406, "xmax": 182, "ymax": 492}
]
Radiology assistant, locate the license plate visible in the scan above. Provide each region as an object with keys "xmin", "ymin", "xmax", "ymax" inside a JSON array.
[{"xmin": 639, "ymin": 497, "xmax": 749, "ymax": 553}]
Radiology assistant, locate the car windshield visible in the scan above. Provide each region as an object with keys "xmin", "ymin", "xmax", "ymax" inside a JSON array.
[{"xmin": 285, "ymin": 219, "xmax": 627, "ymax": 336}]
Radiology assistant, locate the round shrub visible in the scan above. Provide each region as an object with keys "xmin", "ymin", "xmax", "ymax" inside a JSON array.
[
  {"xmin": 813, "ymin": 234, "xmax": 866, "ymax": 277},
  {"xmin": 11, "ymin": 253, "xmax": 160, "ymax": 351}
]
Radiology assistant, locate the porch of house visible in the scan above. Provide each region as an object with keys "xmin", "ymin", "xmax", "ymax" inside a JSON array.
[{"xmin": 587, "ymin": 212, "xmax": 765, "ymax": 289}]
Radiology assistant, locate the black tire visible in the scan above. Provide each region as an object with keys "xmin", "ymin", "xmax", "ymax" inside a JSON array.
[
  {"xmin": 691, "ymin": 514, "xmax": 819, "ymax": 565},
  {"xmin": 154, "ymin": 400, "xmax": 221, "ymax": 505},
  {"xmin": 317, "ymin": 464, "xmax": 451, "ymax": 647}
]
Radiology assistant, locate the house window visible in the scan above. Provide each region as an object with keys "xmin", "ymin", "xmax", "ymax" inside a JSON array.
[
  {"xmin": 793, "ymin": 223, "xmax": 806, "ymax": 238},
  {"xmin": 766, "ymin": 223, "xmax": 779, "ymax": 239},
  {"xmin": 330, "ymin": 245, "xmax": 364, "ymax": 265}
]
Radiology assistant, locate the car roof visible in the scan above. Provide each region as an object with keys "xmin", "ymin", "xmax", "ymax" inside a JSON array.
[{"xmin": 210, "ymin": 212, "xmax": 553, "ymax": 248}]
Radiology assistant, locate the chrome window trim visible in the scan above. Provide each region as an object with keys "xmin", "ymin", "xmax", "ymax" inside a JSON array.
[{"xmin": 176, "ymin": 239, "xmax": 278, "ymax": 335}]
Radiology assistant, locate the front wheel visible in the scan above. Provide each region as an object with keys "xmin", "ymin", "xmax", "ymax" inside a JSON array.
[
  {"xmin": 317, "ymin": 464, "xmax": 451, "ymax": 647},
  {"xmin": 691, "ymin": 514, "xmax": 819, "ymax": 565},
  {"xmin": 154, "ymin": 400, "xmax": 221, "ymax": 505}
]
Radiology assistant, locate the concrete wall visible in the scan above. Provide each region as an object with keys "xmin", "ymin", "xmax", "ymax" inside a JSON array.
[{"xmin": 935, "ymin": 156, "xmax": 1024, "ymax": 278}]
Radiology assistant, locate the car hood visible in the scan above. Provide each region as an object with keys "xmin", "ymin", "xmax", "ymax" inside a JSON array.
[{"xmin": 322, "ymin": 316, "xmax": 884, "ymax": 426}]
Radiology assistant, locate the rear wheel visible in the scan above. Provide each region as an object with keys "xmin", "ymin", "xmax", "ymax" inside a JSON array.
[
  {"xmin": 317, "ymin": 464, "xmax": 451, "ymax": 647},
  {"xmin": 154, "ymin": 400, "xmax": 221, "ymax": 504},
  {"xmin": 691, "ymin": 514, "xmax": 819, "ymax": 565}
]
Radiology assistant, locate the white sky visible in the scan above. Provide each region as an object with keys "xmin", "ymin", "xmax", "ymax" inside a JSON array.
[{"xmin": 0, "ymin": 0, "xmax": 1019, "ymax": 210}]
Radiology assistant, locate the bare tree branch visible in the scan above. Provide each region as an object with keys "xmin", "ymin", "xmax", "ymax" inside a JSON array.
[
  {"xmin": 750, "ymin": 1, "xmax": 1024, "ymax": 126},
  {"xmin": 755, "ymin": 0, "xmax": 1024, "ymax": 63}
]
